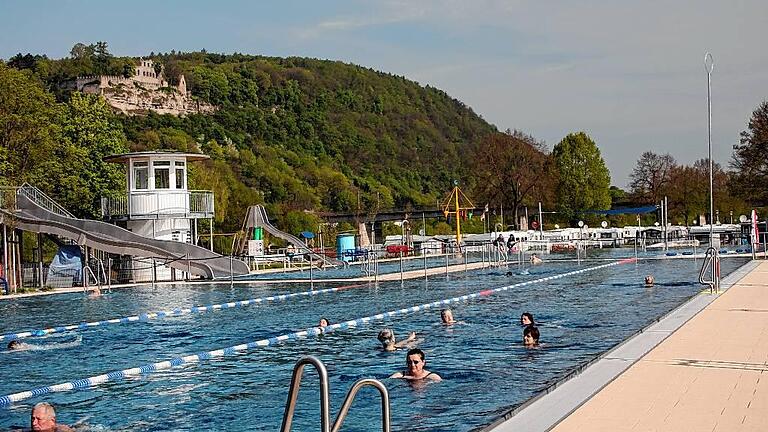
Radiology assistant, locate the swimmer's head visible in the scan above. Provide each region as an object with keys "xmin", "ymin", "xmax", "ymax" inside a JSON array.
[
  {"xmin": 377, "ymin": 329, "xmax": 395, "ymax": 347},
  {"xmin": 7, "ymin": 340, "xmax": 22, "ymax": 350},
  {"xmin": 440, "ymin": 309, "xmax": 454, "ymax": 324},
  {"xmin": 520, "ymin": 312, "xmax": 535, "ymax": 326},
  {"xmin": 523, "ymin": 325, "xmax": 540, "ymax": 346},
  {"xmin": 645, "ymin": 275, "xmax": 655, "ymax": 285},
  {"xmin": 318, "ymin": 317, "xmax": 329, "ymax": 327}
]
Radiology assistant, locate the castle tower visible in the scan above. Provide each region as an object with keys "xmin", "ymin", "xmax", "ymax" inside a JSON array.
[{"xmin": 178, "ymin": 74, "xmax": 187, "ymax": 95}]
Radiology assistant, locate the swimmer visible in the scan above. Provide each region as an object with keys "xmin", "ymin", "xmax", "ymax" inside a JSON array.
[
  {"xmin": 390, "ymin": 348, "xmax": 442, "ymax": 381},
  {"xmin": 89, "ymin": 286, "xmax": 101, "ymax": 297},
  {"xmin": 530, "ymin": 253, "xmax": 543, "ymax": 265},
  {"xmin": 520, "ymin": 312, "xmax": 535, "ymax": 327},
  {"xmin": 7, "ymin": 340, "xmax": 30, "ymax": 351},
  {"xmin": 440, "ymin": 309, "xmax": 456, "ymax": 325},
  {"xmin": 523, "ymin": 325, "xmax": 540, "ymax": 347},
  {"xmin": 645, "ymin": 275, "xmax": 655, "ymax": 286},
  {"xmin": 31, "ymin": 402, "xmax": 74, "ymax": 432},
  {"xmin": 377, "ymin": 328, "xmax": 417, "ymax": 352},
  {"xmin": 318, "ymin": 317, "xmax": 330, "ymax": 328}
]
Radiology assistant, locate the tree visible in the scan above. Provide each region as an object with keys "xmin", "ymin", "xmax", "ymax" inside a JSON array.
[
  {"xmin": 468, "ymin": 132, "xmax": 552, "ymax": 229},
  {"xmin": 552, "ymin": 132, "xmax": 611, "ymax": 224},
  {"xmin": 51, "ymin": 92, "xmax": 129, "ymax": 218},
  {"xmin": 731, "ymin": 101, "xmax": 768, "ymax": 205},
  {"xmin": 0, "ymin": 63, "xmax": 63, "ymax": 186},
  {"xmin": 629, "ymin": 151, "xmax": 676, "ymax": 204}
]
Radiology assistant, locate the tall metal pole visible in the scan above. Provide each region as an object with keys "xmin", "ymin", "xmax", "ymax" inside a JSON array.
[
  {"xmin": 705, "ymin": 52, "xmax": 714, "ymax": 246},
  {"xmin": 538, "ymin": 202, "xmax": 543, "ymax": 238}
]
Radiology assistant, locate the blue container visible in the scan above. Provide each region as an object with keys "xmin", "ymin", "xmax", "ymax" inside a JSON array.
[
  {"xmin": 666, "ymin": 252, "xmax": 677, "ymax": 256},
  {"xmin": 336, "ymin": 234, "xmax": 356, "ymax": 262}
]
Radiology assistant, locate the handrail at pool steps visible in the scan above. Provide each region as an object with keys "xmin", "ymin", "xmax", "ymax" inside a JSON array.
[
  {"xmin": 280, "ymin": 356, "xmax": 390, "ymax": 432},
  {"xmin": 698, "ymin": 246, "xmax": 720, "ymax": 293}
]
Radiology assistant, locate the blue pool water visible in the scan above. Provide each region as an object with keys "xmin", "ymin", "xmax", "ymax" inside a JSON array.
[{"xmin": 0, "ymin": 250, "xmax": 750, "ymax": 431}]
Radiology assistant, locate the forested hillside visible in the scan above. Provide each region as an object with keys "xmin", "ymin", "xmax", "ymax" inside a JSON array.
[{"xmin": 3, "ymin": 47, "xmax": 496, "ymax": 237}]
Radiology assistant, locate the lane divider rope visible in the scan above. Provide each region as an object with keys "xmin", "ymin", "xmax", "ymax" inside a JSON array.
[
  {"xmin": 0, "ymin": 258, "xmax": 634, "ymax": 407},
  {"xmin": 0, "ymin": 285, "xmax": 360, "ymax": 342}
]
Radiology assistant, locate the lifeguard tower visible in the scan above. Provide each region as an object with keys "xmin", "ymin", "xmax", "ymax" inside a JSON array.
[{"xmin": 101, "ymin": 151, "xmax": 215, "ymax": 281}]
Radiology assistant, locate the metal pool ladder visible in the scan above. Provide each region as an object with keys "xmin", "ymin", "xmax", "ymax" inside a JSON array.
[
  {"xmin": 698, "ymin": 246, "xmax": 720, "ymax": 293},
  {"xmin": 280, "ymin": 356, "xmax": 391, "ymax": 432}
]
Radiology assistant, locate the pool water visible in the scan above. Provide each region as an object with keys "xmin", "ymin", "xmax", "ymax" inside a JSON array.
[{"xmin": 0, "ymin": 250, "xmax": 750, "ymax": 431}]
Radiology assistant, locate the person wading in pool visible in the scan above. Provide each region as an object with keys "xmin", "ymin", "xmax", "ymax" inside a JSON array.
[
  {"xmin": 440, "ymin": 308, "xmax": 456, "ymax": 325},
  {"xmin": 377, "ymin": 328, "xmax": 418, "ymax": 352},
  {"xmin": 523, "ymin": 325, "xmax": 540, "ymax": 348},
  {"xmin": 390, "ymin": 348, "xmax": 442, "ymax": 381},
  {"xmin": 30, "ymin": 402, "xmax": 74, "ymax": 432},
  {"xmin": 520, "ymin": 312, "xmax": 535, "ymax": 327}
]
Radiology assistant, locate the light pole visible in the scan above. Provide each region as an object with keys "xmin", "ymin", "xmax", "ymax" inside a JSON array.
[{"xmin": 705, "ymin": 52, "xmax": 714, "ymax": 245}]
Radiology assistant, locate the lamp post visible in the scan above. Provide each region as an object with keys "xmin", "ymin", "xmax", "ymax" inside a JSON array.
[{"xmin": 705, "ymin": 52, "xmax": 715, "ymax": 246}]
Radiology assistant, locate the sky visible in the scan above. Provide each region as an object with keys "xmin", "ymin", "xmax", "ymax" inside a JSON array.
[{"xmin": 1, "ymin": 0, "xmax": 766, "ymax": 188}]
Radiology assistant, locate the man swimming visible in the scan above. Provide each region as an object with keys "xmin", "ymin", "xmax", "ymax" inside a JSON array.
[
  {"xmin": 390, "ymin": 348, "xmax": 442, "ymax": 381},
  {"xmin": 7, "ymin": 340, "xmax": 32, "ymax": 351},
  {"xmin": 30, "ymin": 402, "xmax": 74, "ymax": 432}
]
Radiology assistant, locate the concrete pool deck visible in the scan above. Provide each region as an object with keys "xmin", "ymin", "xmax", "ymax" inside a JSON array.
[{"xmin": 490, "ymin": 258, "xmax": 765, "ymax": 432}]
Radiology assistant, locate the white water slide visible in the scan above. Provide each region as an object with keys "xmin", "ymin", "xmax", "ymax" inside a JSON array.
[
  {"xmin": 241, "ymin": 205, "xmax": 342, "ymax": 267},
  {"xmin": 0, "ymin": 186, "xmax": 249, "ymax": 279}
]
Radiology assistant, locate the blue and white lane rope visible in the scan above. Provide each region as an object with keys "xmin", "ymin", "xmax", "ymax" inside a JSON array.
[
  {"xmin": 0, "ymin": 284, "xmax": 363, "ymax": 342},
  {"xmin": 0, "ymin": 258, "xmax": 634, "ymax": 407}
]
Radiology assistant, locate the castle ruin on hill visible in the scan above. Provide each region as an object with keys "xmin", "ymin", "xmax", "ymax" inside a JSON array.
[{"xmin": 74, "ymin": 59, "xmax": 215, "ymax": 116}]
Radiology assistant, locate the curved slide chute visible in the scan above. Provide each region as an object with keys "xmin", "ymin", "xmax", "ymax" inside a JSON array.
[
  {"xmin": 0, "ymin": 193, "xmax": 249, "ymax": 279},
  {"xmin": 241, "ymin": 205, "xmax": 344, "ymax": 267}
]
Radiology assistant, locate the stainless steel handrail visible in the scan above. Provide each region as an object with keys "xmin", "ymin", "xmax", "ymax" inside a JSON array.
[
  {"xmin": 280, "ymin": 356, "xmax": 391, "ymax": 432},
  {"xmin": 331, "ymin": 378, "xmax": 390, "ymax": 432},
  {"xmin": 698, "ymin": 246, "xmax": 719, "ymax": 293},
  {"xmin": 281, "ymin": 356, "xmax": 331, "ymax": 432}
]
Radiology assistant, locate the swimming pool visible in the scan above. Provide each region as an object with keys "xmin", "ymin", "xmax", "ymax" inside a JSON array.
[{"xmin": 0, "ymin": 250, "xmax": 750, "ymax": 431}]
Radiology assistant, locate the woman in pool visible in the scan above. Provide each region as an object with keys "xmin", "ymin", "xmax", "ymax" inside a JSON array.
[
  {"xmin": 520, "ymin": 312, "xmax": 535, "ymax": 327},
  {"xmin": 523, "ymin": 325, "xmax": 540, "ymax": 347},
  {"xmin": 644, "ymin": 275, "xmax": 655, "ymax": 286},
  {"xmin": 390, "ymin": 348, "xmax": 442, "ymax": 381},
  {"xmin": 440, "ymin": 309, "xmax": 456, "ymax": 325},
  {"xmin": 318, "ymin": 317, "xmax": 330, "ymax": 328},
  {"xmin": 377, "ymin": 328, "xmax": 417, "ymax": 352}
]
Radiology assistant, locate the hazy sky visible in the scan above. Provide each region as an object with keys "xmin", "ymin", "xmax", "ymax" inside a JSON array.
[{"xmin": 2, "ymin": 0, "xmax": 766, "ymax": 188}]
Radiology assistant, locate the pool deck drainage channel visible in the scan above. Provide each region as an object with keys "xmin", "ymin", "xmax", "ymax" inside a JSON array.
[{"xmin": 486, "ymin": 258, "xmax": 761, "ymax": 432}]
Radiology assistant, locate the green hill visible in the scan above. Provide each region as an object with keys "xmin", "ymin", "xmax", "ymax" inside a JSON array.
[{"xmin": 4, "ymin": 48, "xmax": 496, "ymax": 237}]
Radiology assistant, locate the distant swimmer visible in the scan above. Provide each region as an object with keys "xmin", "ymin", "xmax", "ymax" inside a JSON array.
[
  {"xmin": 520, "ymin": 312, "xmax": 535, "ymax": 327},
  {"xmin": 530, "ymin": 254, "xmax": 543, "ymax": 265},
  {"xmin": 645, "ymin": 275, "xmax": 655, "ymax": 286},
  {"xmin": 318, "ymin": 317, "xmax": 330, "ymax": 328},
  {"xmin": 89, "ymin": 286, "xmax": 102, "ymax": 297},
  {"xmin": 523, "ymin": 325, "xmax": 540, "ymax": 348},
  {"xmin": 378, "ymin": 328, "xmax": 418, "ymax": 352},
  {"xmin": 390, "ymin": 348, "xmax": 442, "ymax": 382},
  {"xmin": 31, "ymin": 402, "xmax": 74, "ymax": 432},
  {"xmin": 440, "ymin": 309, "xmax": 456, "ymax": 325},
  {"xmin": 7, "ymin": 340, "xmax": 32, "ymax": 351}
]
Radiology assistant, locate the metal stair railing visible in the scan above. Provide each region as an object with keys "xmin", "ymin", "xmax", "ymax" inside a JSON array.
[
  {"xmin": 280, "ymin": 356, "xmax": 391, "ymax": 432},
  {"xmin": 17, "ymin": 183, "xmax": 74, "ymax": 218},
  {"xmin": 698, "ymin": 246, "xmax": 720, "ymax": 293}
]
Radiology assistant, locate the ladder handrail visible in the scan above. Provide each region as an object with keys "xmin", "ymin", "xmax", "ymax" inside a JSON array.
[
  {"xmin": 331, "ymin": 378, "xmax": 390, "ymax": 432},
  {"xmin": 17, "ymin": 183, "xmax": 75, "ymax": 218},
  {"xmin": 281, "ymin": 356, "xmax": 331, "ymax": 432},
  {"xmin": 280, "ymin": 356, "xmax": 391, "ymax": 432},
  {"xmin": 698, "ymin": 246, "xmax": 719, "ymax": 293}
]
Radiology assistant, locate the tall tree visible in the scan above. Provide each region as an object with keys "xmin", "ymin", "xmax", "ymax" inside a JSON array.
[
  {"xmin": 552, "ymin": 132, "xmax": 611, "ymax": 224},
  {"xmin": 468, "ymin": 132, "xmax": 552, "ymax": 229},
  {"xmin": 51, "ymin": 92, "xmax": 129, "ymax": 218},
  {"xmin": 731, "ymin": 101, "xmax": 768, "ymax": 205},
  {"xmin": 629, "ymin": 151, "xmax": 676, "ymax": 204},
  {"xmin": 0, "ymin": 63, "xmax": 63, "ymax": 186}
]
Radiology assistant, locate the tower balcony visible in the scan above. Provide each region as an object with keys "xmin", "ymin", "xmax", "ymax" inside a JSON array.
[{"xmin": 101, "ymin": 190, "xmax": 214, "ymax": 220}]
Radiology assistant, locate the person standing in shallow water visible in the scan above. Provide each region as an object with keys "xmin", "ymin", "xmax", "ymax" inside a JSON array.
[{"xmin": 390, "ymin": 348, "xmax": 442, "ymax": 381}]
